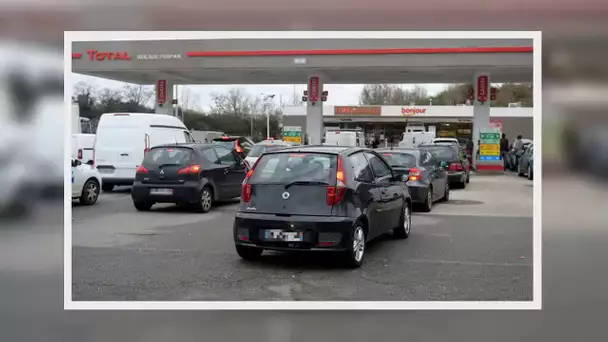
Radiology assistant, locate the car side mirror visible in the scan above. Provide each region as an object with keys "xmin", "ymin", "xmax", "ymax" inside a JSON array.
[
  {"xmin": 72, "ymin": 159, "xmax": 81, "ymax": 167},
  {"xmin": 86, "ymin": 160, "xmax": 94, "ymax": 165}
]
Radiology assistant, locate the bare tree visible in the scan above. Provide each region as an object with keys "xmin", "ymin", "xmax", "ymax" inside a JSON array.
[
  {"xmin": 208, "ymin": 88, "xmax": 256, "ymax": 116},
  {"xmin": 178, "ymin": 87, "xmax": 200, "ymax": 111},
  {"xmin": 122, "ymin": 84, "xmax": 154, "ymax": 108}
]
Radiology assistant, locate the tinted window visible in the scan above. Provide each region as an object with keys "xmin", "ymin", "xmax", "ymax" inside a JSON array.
[
  {"xmin": 214, "ymin": 146, "xmax": 237, "ymax": 166},
  {"xmin": 201, "ymin": 148, "xmax": 219, "ymax": 164},
  {"xmin": 422, "ymin": 146, "xmax": 460, "ymax": 162},
  {"xmin": 365, "ymin": 152, "xmax": 392, "ymax": 179},
  {"xmin": 248, "ymin": 144, "xmax": 287, "ymax": 157},
  {"xmin": 249, "ymin": 153, "xmax": 337, "ymax": 185},
  {"xmin": 381, "ymin": 152, "xmax": 417, "ymax": 168},
  {"xmin": 143, "ymin": 147, "xmax": 195, "ymax": 166},
  {"xmin": 211, "ymin": 138, "xmax": 236, "ymax": 149},
  {"xmin": 348, "ymin": 152, "xmax": 374, "ymax": 183}
]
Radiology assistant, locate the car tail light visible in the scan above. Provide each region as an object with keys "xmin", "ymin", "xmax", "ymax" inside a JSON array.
[
  {"xmin": 177, "ymin": 164, "xmax": 202, "ymax": 175},
  {"xmin": 235, "ymin": 141, "xmax": 243, "ymax": 154},
  {"xmin": 78, "ymin": 148, "xmax": 83, "ymax": 159},
  {"xmin": 136, "ymin": 165, "xmax": 149, "ymax": 174},
  {"xmin": 144, "ymin": 134, "xmax": 151, "ymax": 156},
  {"xmin": 408, "ymin": 168, "xmax": 421, "ymax": 181},
  {"xmin": 449, "ymin": 163, "xmax": 464, "ymax": 171},
  {"xmin": 327, "ymin": 156, "xmax": 347, "ymax": 206},
  {"xmin": 241, "ymin": 158, "xmax": 261, "ymax": 203}
]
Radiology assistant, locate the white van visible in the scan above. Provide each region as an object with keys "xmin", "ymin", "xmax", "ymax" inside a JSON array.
[
  {"xmin": 72, "ymin": 133, "xmax": 96, "ymax": 163},
  {"xmin": 398, "ymin": 132, "xmax": 436, "ymax": 149},
  {"xmin": 94, "ymin": 113, "xmax": 195, "ymax": 191},
  {"xmin": 323, "ymin": 130, "xmax": 361, "ymax": 147}
]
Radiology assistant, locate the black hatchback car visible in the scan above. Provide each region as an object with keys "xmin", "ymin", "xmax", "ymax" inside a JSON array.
[
  {"xmin": 418, "ymin": 144, "xmax": 471, "ymax": 188},
  {"xmin": 131, "ymin": 143, "xmax": 248, "ymax": 212},
  {"xmin": 378, "ymin": 148, "xmax": 449, "ymax": 212},
  {"xmin": 233, "ymin": 146, "xmax": 413, "ymax": 268}
]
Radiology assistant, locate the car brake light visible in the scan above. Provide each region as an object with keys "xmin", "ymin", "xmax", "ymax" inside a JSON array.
[
  {"xmin": 449, "ymin": 163, "xmax": 464, "ymax": 171},
  {"xmin": 177, "ymin": 164, "xmax": 202, "ymax": 174},
  {"xmin": 409, "ymin": 168, "xmax": 421, "ymax": 181},
  {"xmin": 241, "ymin": 158, "xmax": 262, "ymax": 203},
  {"xmin": 382, "ymin": 153, "xmax": 392, "ymax": 156},
  {"xmin": 78, "ymin": 148, "xmax": 83, "ymax": 159},
  {"xmin": 235, "ymin": 141, "xmax": 243, "ymax": 153},
  {"xmin": 327, "ymin": 156, "xmax": 347, "ymax": 206},
  {"xmin": 136, "ymin": 165, "xmax": 149, "ymax": 174},
  {"xmin": 144, "ymin": 134, "xmax": 151, "ymax": 156}
]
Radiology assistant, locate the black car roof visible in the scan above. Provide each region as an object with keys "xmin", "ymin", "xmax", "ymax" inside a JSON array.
[
  {"xmin": 152, "ymin": 142, "xmax": 214, "ymax": 149},
  {"xmin": 376, "ymin": 148, "xmax": 421, "ymax": 155},
  {"xmin": 265, "ymin": 145, "xmax": 368, "ymax": 155}
]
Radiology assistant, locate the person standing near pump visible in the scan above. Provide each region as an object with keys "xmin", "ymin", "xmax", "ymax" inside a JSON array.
[
  {"xmin": 512, "ymin": 134, "xmax": 524, "ymax": 169},
  {"xmin": 500, "ymin": 133, "xmax": 510, "ymax": 171}
]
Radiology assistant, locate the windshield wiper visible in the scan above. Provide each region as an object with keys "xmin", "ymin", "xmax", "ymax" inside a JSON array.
[{"xmin": 284, "ymin": 180, "xmax": 329, "ymax": 189}]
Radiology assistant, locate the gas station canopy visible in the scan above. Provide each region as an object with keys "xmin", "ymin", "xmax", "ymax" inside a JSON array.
[{"xmin": 72, "ymin": 38, "xmax": 533, "ymax": 85}]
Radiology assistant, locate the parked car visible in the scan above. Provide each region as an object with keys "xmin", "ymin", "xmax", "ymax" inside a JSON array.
[
  {"xmin": 378, "ymin": 148, "xmax": 449, "ymax": 212},
  {"xmin": 211, "ymin": 136, "xmax": 255, "ymax": 158},
  {"xmin": 131, "ymin": 143, "xmax": 248, "ymax": 212},
  {"xmin": 233, "ymin": 146, "xmax": 413, "ymax": 268},
  {"xmin": 245, "ymin": 140, "xmax": 292, "ymax": 167},
  {"xmin": 506, "ymin": 139, "xmax": 533, "ymax": 171},
  {"xmin": 517, "ymin": 143, "xmax": 534, "ymax": 180},
  {"xmin": 418, "ymin": 143, "xmax": 470, "ymax": 188},
  {"xmin": 72, "ymin": 157, "xmax": 101, "ymax": 205},
  {"xmin": 94, "ymin": 113, "xmax": 196, "ymax": 192}
]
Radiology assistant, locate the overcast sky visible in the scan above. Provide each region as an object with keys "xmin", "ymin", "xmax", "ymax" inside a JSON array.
[{"xmin": 73, "ymin": 73, "xmax": 450, "ymax": 111}]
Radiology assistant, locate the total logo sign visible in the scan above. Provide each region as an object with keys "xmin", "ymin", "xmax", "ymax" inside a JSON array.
[{"xmin": 401, "ymin": 107, "xmax": 427, "ymax": 116}]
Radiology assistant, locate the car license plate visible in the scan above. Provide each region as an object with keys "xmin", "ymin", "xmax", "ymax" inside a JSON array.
[
  {"xmin": 98, "ymin": 168, "xmax": 113, "ymax": 174},
  {"xmin": 264, "ymin": 230, "xmax": 303, "ymax": 242},
  {"xmin": 150, "ymin": 188, "xmax": 173, "ymax": 195}
]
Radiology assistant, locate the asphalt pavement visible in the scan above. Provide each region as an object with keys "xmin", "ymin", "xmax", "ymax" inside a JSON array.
[{"xmin": 71, "ymin": 174, "xmax": 533, "ymax": 301}]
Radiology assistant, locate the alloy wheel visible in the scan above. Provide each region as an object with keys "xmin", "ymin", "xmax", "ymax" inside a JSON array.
[
  {"xmin": 201, "ymin": 189, "xmax": 212, "ymax": 211},
  {"xmin": 353, "ymin": 227, "xmax": 365, "ymax": 262}
]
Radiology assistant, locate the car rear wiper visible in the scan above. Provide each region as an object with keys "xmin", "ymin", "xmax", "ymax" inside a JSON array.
[{"xmin": 284, "ymin": 180, "xmax": 329, "ymax": 189}]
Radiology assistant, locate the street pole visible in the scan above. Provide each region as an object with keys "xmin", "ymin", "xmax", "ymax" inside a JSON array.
[
  {"xmin": 250, "ymin": 114, "xmax": 253, "ymax": 139},
  {"xmin": 266, "ymin": 105, "xmax": 270, "ymax": 139}
]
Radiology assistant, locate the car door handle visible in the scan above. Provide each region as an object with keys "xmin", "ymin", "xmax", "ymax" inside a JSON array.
[
  {"xmin": 120, "ymin": 153, "xmax": 129, "ymax": 156},
  {"xmin": 224, "ymin": 169, "xmax": 230, "ymax": 174}
]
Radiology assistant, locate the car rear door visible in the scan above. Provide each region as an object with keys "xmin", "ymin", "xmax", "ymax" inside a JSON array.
[
  {"xmin": 365, "ymin": 151, "xmax": 402, "ymax": 236},
  {"xmin": 347, "ymin": 152, "xmax": 380, "ymax": 233},
  {"xmin": 421, "ymin": 152, "xmax": 445, "ymax": 199},
  {"xmin": 244, "ymin": 152, "xmax": 337, "ymax": 216},
  {"xmin": 94, "ymin": 126, "xmax": 141, "ymax": 179},
  {"xmin": 213, "ymin": 145, "xmax": 247, "ymax": 198}
]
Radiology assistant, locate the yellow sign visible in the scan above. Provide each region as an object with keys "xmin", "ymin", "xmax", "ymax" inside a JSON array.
[
  {"xmin": 480, "ymin": 144, "xmax": 500, "ymax": 156},
  {"xmin": 283, "ymin": 136, "xmax": 302, "ymax": 144}
]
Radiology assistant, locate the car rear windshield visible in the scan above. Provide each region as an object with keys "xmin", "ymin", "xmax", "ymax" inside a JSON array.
[
  {"xmin": 381, "ymin": 152, "xmax": 417, "ymax": 168},
  {"xmin": 249, "ymin": 152, "xmax": 337, "ymax": 185},
  {"xmin": 423, "ymin": 146, "xmax": 459, "ymax": 161},
  {"xmin": 143, "ymin": 147, "xmax": 195, "ymax": 166},
  {"xmin": 248, "ymin": 144, "xmax": 288, "ymax": 157}
]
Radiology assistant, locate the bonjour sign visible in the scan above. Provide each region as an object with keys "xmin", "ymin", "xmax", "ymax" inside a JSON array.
[{"xmin": 334, "ymin": 106, "xmax": 381, "ymax": 115}]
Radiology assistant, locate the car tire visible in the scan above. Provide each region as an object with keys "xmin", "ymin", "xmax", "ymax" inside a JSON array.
[
  {"xmin": 421, "ymin": 187, "xmax": 433, "ymax": 212},
  {"xmin": 393, "ymin": 202, "xmax": 411, "ymax": 239},
  {"xmin": 440, "ymin": 183, "xmax": 450, "ymax": 202},
  {"xmin": 79, "ymin": 179, "xmax": 100, "ymax": 206},
  {"xmin": 195, "ymin": 186, "xmax": 213, "ymax": 213},
  {"xmin": 527, "ymin": 165, "xmax": 533, "ymax": 180},
  {"xmin": 235, "ymin": 245, "xmax": 263, "ymax": 261},
  {"xmin": 343, "ymin": 223, "xmax": 366, "ymax": 268},
  {"xmin": 133, "ymin": 201, "xmax": 153, "ymax": 211},
  {"xmin": 102, "ymin": 183, "xmax": 114, "ymax": 192}
]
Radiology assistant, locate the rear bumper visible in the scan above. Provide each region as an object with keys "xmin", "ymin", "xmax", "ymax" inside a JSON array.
[
  {"xmin": 233, "ymin": 212, "xmax": 356, "ymax": 252},
  {"xmin": 131, "ymin": 182, "xmax": 202, "ymax": 203},
  {"xmin": 448, "ymin": 172, "xmax": 465, "ymax": 183},
  {"xmin": 405, "ymin": 181, "xmax": 429, "ymax": 203}
]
